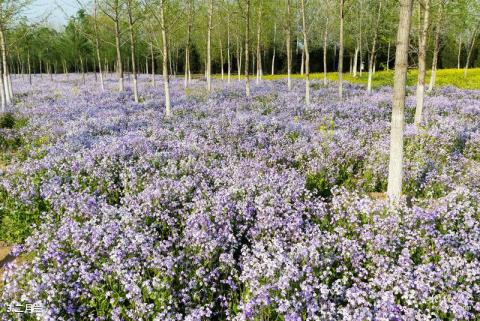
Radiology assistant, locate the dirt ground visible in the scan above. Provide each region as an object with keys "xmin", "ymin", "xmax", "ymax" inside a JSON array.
[{"xmin": 0, "ymin": 246, "xmax": 13, "ymax": 283}]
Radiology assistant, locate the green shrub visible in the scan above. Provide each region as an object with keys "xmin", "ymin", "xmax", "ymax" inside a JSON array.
[
  {"xmin": 0, "ymin": 113, "xmax": 15, "ymax": 129},
  {"xmin": 306, "ymin": 170, "xmax": 332, "ymax": 198}
]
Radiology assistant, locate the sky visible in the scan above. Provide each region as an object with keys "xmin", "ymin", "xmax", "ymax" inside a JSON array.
[{"xmin": 25, "ymin": 0, "xmax": 83, "ymax": 28}]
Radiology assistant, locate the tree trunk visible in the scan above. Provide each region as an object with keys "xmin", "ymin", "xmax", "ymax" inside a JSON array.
[
  {"xmin": 256, "ymin": 0, "xmax": 263, "ymax": 84},
  {"xmin": 271, "ymin": 23, "xmax": 276, "ymax": 75},
  {"xmin": 40, "ymin": 58, "xmax": 43, "ymax": 78},
  {"xmin": 184, "ymin": 23, "xmax": 190, "ymax": 88},
  {"xmin": 114, "ymin": 15, "xmax": 124, "ymax": 91},
  {"xmin": 358, "ymin": 0, "xmax": 363, "ymax": 77},
  {"xmin": 236, "ymin": 35, "xmax": 241, "ymax": 81},
  {"xmin": 160, "ymin": 0, "xmax": 171, "ymax": 116},
  {"xmin": 0, "ymin": 29, "xmax": 11, "ymax": 105},
  {"xmin": 464, "ymin": 26, "xmax": 479, "ymax": 78},
  {"xmin": 93, "ymin": 59, "xmax": 97, "ymax": 81},
  {"xmin": 245, "ymin": 0, "xmax": 251, "ymax": 97},
  {"xmin": 19, "ymin": 52, "xmax": 24, "ymax": 79},
  {"xmin": 127, "ymin": 0, "xmax": 139, "ymax": 103},
  {"xmin": 414, "ymin": 0, "xmax": 430, "ymax": 125},
  {"xmin": 227, "ymin": 13, "xmax": 231, "ymax": 84},
  {"xmin": 79, "ymin": 56, "xmax": 86, "ymax": 85},
  {"xmin": 28, "ymin": 51, "xmax": 32, "ymax": 85},
  {"xmin": 457, "ymin": 39, "xmax": 462, "ymax": 69},
  {"xmin": 0, "ymin": 57, "xmax": 5, "ymax": 113},
  {"xmin": 94, "ymin": 0, "xmax": 104, "ymax": 91},
  {"xmin": 349, "ymin": 55, "xmax": 353, "ymax": 75},
  {"xmin": 207, "ymin": 0, "xmax": 213, "ymax": 92},
  {"xmin": 286, "ymin": 0, "xmax": 292, "ymax": 91},
  {"xmin": 323, "ymin": 21, "xmax": 328, "ymax": 86},
  {"xmin": 300, "ymin": 0, "xmax": 310, "ymax": 105},
  {"xmin": 338, "ymin": 0, "xmax": 345, "ymax": 99},
  {"xmin": 367, "ymin": 0, "xmax": 382, "ymax": 94},
  {"xmin": 220, "ymin": 39, "xmax": 225, "ymax": 80},
  {"xmin": 151, "ymin": 43, "xmax": 156, "ymax": 86},
  {"xmin": 170, "ymin": 51, "xmax": 175, "ymax": 76},
  {"xmin": 300, "ymin": 48, "xmax": 304, "ymax": 75},
  {"xmin": 353, "ymin": 45, "xmax": 359, "ymax": 77},
  {"xmin": 387, "ymin": 41, "xmax": 391, "ymax": 70},
  {"xmin": 428, "ymin": 7, "xmax": 442, "ymax": 92},
  {"xmin": 387, "ymin": 0, "xmax": 414, "ymax": 199}
]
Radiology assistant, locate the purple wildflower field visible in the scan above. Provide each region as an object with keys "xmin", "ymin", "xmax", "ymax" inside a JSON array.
[{"xmin": 1, "ymin": 75, "xmax": 480, "ymax": 320}]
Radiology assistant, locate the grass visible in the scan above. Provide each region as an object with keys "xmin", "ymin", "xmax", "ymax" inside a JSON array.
[{"xmin": 258, "ymin": 68, "xmax": 480, "ymax": 90}]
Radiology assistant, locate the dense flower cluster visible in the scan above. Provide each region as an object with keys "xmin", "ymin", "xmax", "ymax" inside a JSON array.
[{"xmin": 0, "ymin": 75, "xmax": 479, "ymax": 320}]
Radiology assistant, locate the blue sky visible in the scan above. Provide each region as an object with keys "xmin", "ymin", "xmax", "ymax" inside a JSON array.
[{"xmin": 25, "ymin": 0, "xmax": 82, "ymax": 27}]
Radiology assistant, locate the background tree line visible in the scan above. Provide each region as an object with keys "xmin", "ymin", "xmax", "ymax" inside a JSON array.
[{"xmin": 3, "ymin": 0, "xmax": 480, "ymax": 80}]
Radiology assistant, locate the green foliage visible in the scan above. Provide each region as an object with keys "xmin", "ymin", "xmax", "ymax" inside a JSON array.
[
  {"xmin": 0, "ymin": 113, "xmax": 15, "ymax": 129},
  {"xmin": 306, "ymin": 170, "xmax": 332, "ymax": 198},
  {"xmin": 0, "ymin": 114, "xmax": 27, "ymax": 159},
  {"xmin": 0, "ymin": 188, "xmax": 50, "ymax": 243}
]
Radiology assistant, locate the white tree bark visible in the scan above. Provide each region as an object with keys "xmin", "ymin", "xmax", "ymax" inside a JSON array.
[
  {"xmin": 457, "ymin": 39, "xmax": 462, "ymax": 69},
  {"xmin": 160, "ymin": 0, "xmax": 171, "ymax": 116},
  {"xmin": 185, "ymin": 0, "xmax": 192, "ymax": 88},
  {"xmin": 285, "ymin": 0, "xmax": 292, "ymax": 91},
  {"xmin": 28, "ymin": 50, "xmax": 32, "ymax": 85},
  {"xmin": 79, "ymin": 56, "xmax": 85, "ymax": 85},
  {"xmin": 387, "ymin": 0, "xmax": 414, "ymax": 200},
  {"xmin": 256, "ymin": 0, "xmax": 263, "ymax": 84},
  {"xmin": 150, "ymin": 43, "xmax": 156, "ymax": 86},
  {"xmin": 114, "ymin": 9, "xmax": 124, "ymax": 92},
  {"xmin": 386, "ymin": 41, "xmax": 390, "ymax": 70},
  {"xmin": 428, "ymin": 7, "xmax": 442, "ymax": 93},
  {"xmin": 0, "ymin": 28, "xmax": 11, "ymax": 105},
  {"xmin": 414, "ymin": 0, "xmax": 430, "ymax": 125},
  {"xmin": 94, "ymin": 0, "xmax": 104, "ymax": 91},
  {"xmin": 464, "ymin": 26, "xmax": 479, "ymax": 78},
  {"xmin": 127, "ymin": 0, "xmax": 139, "ymax": 103},
  {"xmin": 227, "ymin": 12, "xmax": 231, "ymax": 84},
  {"xmin": 271, "ymin": 23, "xmax": 276, "ymax": 75},
  {"xmin": 220, "ymin": 39, "xmax": 224, "ymax": 80},
  {"xmin": 323, "ymin": 19, "xmax": 328, "ymax": 86},
  {"xmin": 300, "ymin": 0, "xmax": 310, "ymax": 105},
  {"xmin": 207, "ymin": 0, "xmax": 213, "ymax": 92},
  {"xmin": 0, "ymin": 55, "xmax": 4, "ymax": 112},
  {"xmin": 236, "ymin": 34, "xmax": 242, "ymax": 81},
  {"xmin": 245, "ymin": 0, "xmax": 251, "ymax": 97},
  {"xmin": 353, "ymin": 46, "xmax": 359, "ymax": 77},
  {"xmin": 300, "ymin": 48, "xmax": 304, "ymax": 75},
  {"xmin": 367, "ymin": 0, "xmax": 382, "ymax": 94},
  {"xmin": 338, "ymin": 0, "xmax": 345, "ymax": 99}
]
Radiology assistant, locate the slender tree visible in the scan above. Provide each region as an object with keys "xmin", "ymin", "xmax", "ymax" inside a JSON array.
[
  {"xmin": 99, "ymin": 0, "xmax": 124, "ymax": 92},
  {"xmin": 387, "ymin": 0, "xmax": 414, "ymax": 199},
  {"xmin": 244, "ymin": 0, "xmax": 251, "ymax": 96},
  {"xmin": 93, "ymin": 0, "xmax": 105, "ymax": 91},
  {"xmin": 428, "ymin": 1, "xmax": 445, "ymax": 92},
  {"xmin": 323, "ymin": 17, "xmax": 328, "ymax": 86},
  {"xmin": 464, "ymin": 23, "xmax": 479, "ymax": 78},
  {"xmin": 300, "ymin": 0, "xmax": 310, "ymax": 104},
  {"xmin": 185, "ymin": 0, "xmax": 193, "ymax": 88},
  {"xmin": 285, "ymin": 0, "xmax": 292, "ymax": 90},
  {"xmin": 207, "ymin": 0, "xmax": 213, "ymax": 92},
  {"xmin": 255, "ymin": 0, "xmax": 262, "ymax": 84},
  {"xmin": 271, "ymin": 22, "xmax": 276, "ymax": 75},
  {"xmin": 367, "ymin": 0, "xmax": 382, "ymax": 94},
  {"xmin": 414, "ymin": 0, "xmax": 431, "ymax": 125},
  {"xmin": 126, "ymin": 0, "xmax": 140, "ymax": 103},
  {"xmin": 338, "ymin": 0, "xmax": 345, "ymax": 99}
]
